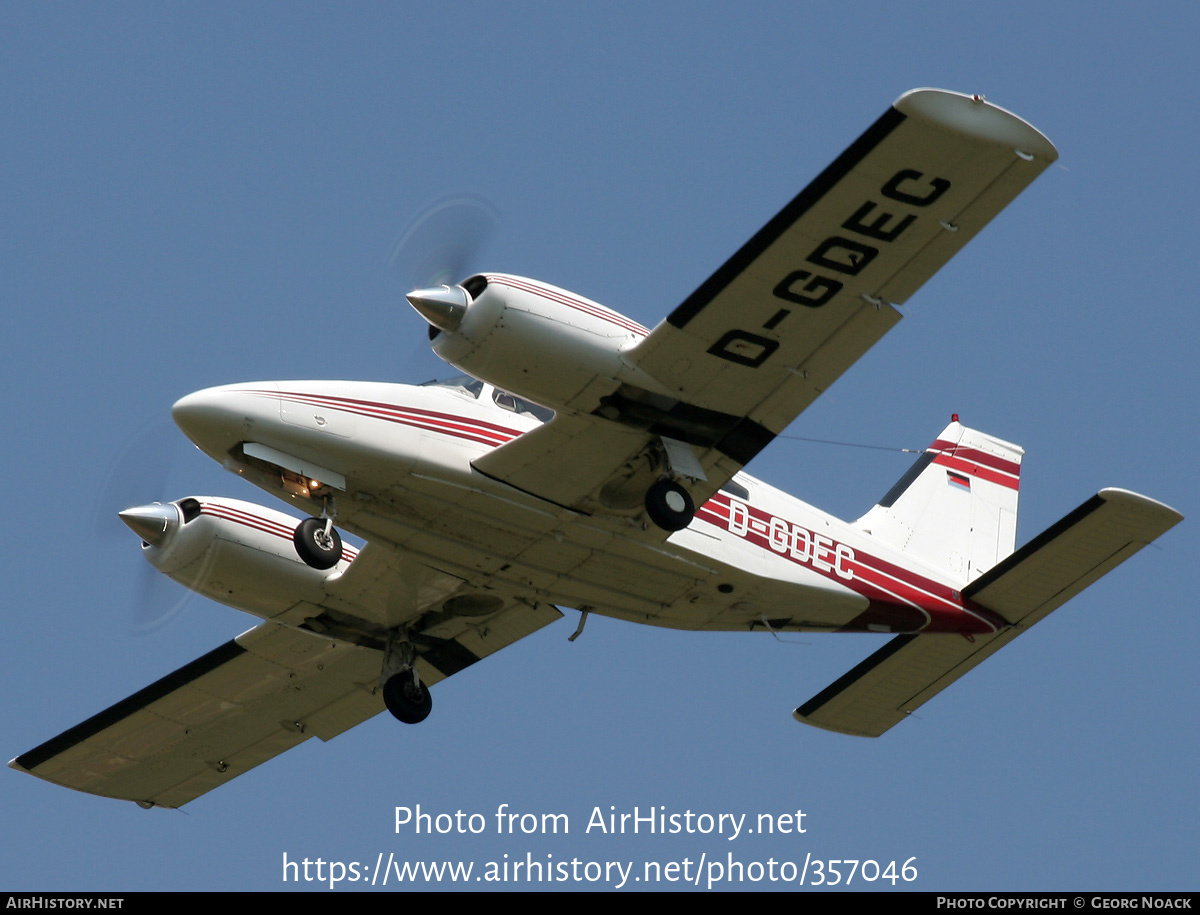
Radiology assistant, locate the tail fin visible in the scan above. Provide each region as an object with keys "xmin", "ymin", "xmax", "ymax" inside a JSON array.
[{"xmin": 855, "ymin": 418, "xmax": 1023, "ymax": 585}]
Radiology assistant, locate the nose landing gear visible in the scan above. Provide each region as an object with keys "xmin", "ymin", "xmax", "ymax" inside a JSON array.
[
  {"xmin": 293, "ymin": 517, "xmax": 343, "ymax": 569},
  {"xmin": 293, "ymin": 495, "xmax": 343, "ymax": 570}
]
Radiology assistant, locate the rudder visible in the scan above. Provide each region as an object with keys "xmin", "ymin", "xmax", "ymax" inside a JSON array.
[{"xmin": 855, "ymin": 418, "xmax": 1022, "ymax": 585}]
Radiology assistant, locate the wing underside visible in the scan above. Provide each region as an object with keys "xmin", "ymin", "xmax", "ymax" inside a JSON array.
[
  {"xmin": 11, "ymin": 623, "xmax": 382, "ymax": 808},
  {"xmin": 475, "ymin": 90, "xmax": 1058, "ymax": 515},
  {"xmin": 12, "ymin": 598, "xmax": 560, "ymax": 808}
]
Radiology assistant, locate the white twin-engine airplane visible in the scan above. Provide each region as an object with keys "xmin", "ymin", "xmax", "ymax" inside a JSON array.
[{"xmin": 12, "ymin": 90, "xmax": 1182, "ymax": 809}]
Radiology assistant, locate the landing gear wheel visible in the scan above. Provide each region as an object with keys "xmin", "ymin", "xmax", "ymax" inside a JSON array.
[
  {"xmin": 293, "ymin": 517, "xmax": 343, "ymax": 570},
  {"xmin": 645, "ymin": 479, "xmax": 695, "ymax": 532},
  {"xmin": 383, "ymin": 672, "xmax": 433, "ymax": 724}
]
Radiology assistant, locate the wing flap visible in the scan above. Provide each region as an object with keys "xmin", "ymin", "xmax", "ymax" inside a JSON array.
[
  {"xmin": 471, "ymin": 413, "xmax": 653, "ymax": 509},
  {"xmin": 751, "ymin": 301, "xmax": 902, "ymax": 434},
  {"xmin": 415, "ymin": 599, "xmax": 563, "ymax": 685},
  {"xmin": 795, "ymin": 489, "xmax": 1182, "ymax": 737},
  {"xmin": 450, "ymin": 601, "xmax": 563, "ymax": 668},
  {"xmin": 472, "ymin": 411, "xmax": 743, "ymax": 521}
]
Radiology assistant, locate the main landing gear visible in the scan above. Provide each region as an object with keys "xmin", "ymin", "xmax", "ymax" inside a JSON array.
[
  {"xmin": 644, "ymin": 478, "xmax": 695, "ymax": 532},
  {"xmin": 642, "ymin": 436, "xmax": 700, "ymax": 532},
  {"xmin": 382, "ymin": 670, "xmax": 432, "ymax": 724},
  {"xmin": 381, "ymin": 631, "xmax": 432, "ymax": 724}
]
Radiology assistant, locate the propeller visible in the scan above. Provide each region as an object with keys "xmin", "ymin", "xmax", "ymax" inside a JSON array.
[
  {"xmin": 388, "ymin": 194, "xmax": 498, "ymax": 358},
  {"xmin": 92, "ymin": 420, "xmax": 176, "ymax": 543},
  {"xmin": 92, "ymin": 419, "xmax": 198, "ymax": 634},
  {"xmin": 387, "ymin": 193, "xmax": 499, "ymax": 292}
]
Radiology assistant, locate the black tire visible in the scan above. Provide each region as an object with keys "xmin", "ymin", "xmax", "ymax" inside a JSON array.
[
  {"xmin": 383, "ymin": 672, "xmax": 433, "ymax": 724},
  {"xmin": 644, "ymin": 479, "xmax": 695, "ymax": 532},
  {"xmin": 293, "ymin": 517, "xmax": 343, "ymax": 570}
]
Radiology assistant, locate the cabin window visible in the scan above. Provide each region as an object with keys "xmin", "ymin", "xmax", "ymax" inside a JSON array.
[{"xmin": 492, "ymin": 389, "xmax": 554, "ymax": 423}]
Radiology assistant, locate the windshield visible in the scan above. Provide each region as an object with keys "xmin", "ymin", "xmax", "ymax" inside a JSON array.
[
  {"xmin": 420, "ymin": 376, "xmax": 554, "ymax": 423},
  {"xmin": 419, "ymin": 375, "xmax": 484, "ymax": 398}
]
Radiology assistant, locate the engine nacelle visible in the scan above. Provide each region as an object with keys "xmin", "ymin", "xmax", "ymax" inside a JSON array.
[
  {"xmin": 127, "ymin": 496, "xmax": 356, "ymax": 622},
  {"xmin": 413, "ymin": 273, "xmax": 664, "ymax": 413}
]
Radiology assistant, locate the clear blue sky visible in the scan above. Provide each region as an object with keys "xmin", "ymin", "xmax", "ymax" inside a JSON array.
[{"xmin": 3, "ymin": 2, "xmax": 1195, "ymax": 891}]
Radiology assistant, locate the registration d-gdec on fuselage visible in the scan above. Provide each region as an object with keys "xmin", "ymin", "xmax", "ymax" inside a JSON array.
[{"xmin": 11, "ymin": 89, "xmax": 1182, "ymax": 809}]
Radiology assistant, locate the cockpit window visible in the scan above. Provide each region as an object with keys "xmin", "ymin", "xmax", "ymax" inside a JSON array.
[
  {"xmin": 491, "ymin": 389, "xmax": 554, "ymax": 423},
  {"xmin": 420, "ymin": 376, "xmax": 553, "ymax": 422},
  {"xmin": 419, "ymin": 375, "xmax": 484, "ymax": 399}
]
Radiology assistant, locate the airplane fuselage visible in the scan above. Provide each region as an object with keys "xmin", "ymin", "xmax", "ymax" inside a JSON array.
[{"xmin": 171, "ymin": 377, "xmax": 1005, "ymax": 640}]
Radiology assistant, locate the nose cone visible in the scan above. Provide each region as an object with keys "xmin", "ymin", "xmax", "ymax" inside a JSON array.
[
  {"xmin": 172, "ymin": 384, "xmax": 275, "ymax": 455},
  {"xmin": 406, "ymin": 284, "xmax": 469, "ymax": 332},
  {"xmin": 172, "ymin": 387, "xmax": 232, "ymax": 443},
  {"xmin": 119, "ymin": 502, "xmax": 179, "ymax": 547}
]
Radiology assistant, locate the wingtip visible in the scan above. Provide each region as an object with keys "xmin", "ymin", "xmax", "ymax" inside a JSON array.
[
  {"xmin": 894, "ymin": 88, "xmax": 1058, "ymax": 163},
  {"xmin": 1096, "ymin": 487, "xmax": 1184, "ymax": 527}
]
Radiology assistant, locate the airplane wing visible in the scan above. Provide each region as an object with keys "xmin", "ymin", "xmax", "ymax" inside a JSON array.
[
  {"xmin": 793, "ymin": 489, "xmax": 1182, "ymax": 737},
  {"xmin": 11, "ymin": 586, "xmax": 560, "ymax": 808},
  {"xmin": 475, "ymin": 89, "xmax": 1057, "ymax": 515}
]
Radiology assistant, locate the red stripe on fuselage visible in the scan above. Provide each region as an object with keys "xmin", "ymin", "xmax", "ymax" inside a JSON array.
[
  {"xmin": 697, "ymin": 492, "xmax": 1000, "ymax": 634},
  {"xmin": 241, "ymin": 388, "xmax": 524, "ymax": 448}
]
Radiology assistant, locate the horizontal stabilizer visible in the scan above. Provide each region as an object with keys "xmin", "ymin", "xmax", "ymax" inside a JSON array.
[
  {"xmin": 795, "ymin": 488, "xmax": 1182, "ymax": 737},
  {"xmin": 961, "ymin": 488, "xmax": 1181, "ymax": 624}
]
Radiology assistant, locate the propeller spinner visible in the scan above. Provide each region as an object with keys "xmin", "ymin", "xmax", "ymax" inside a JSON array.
[{"xmin": 405, "ymin": 284, "xmax": 469, "ymax": 333}]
